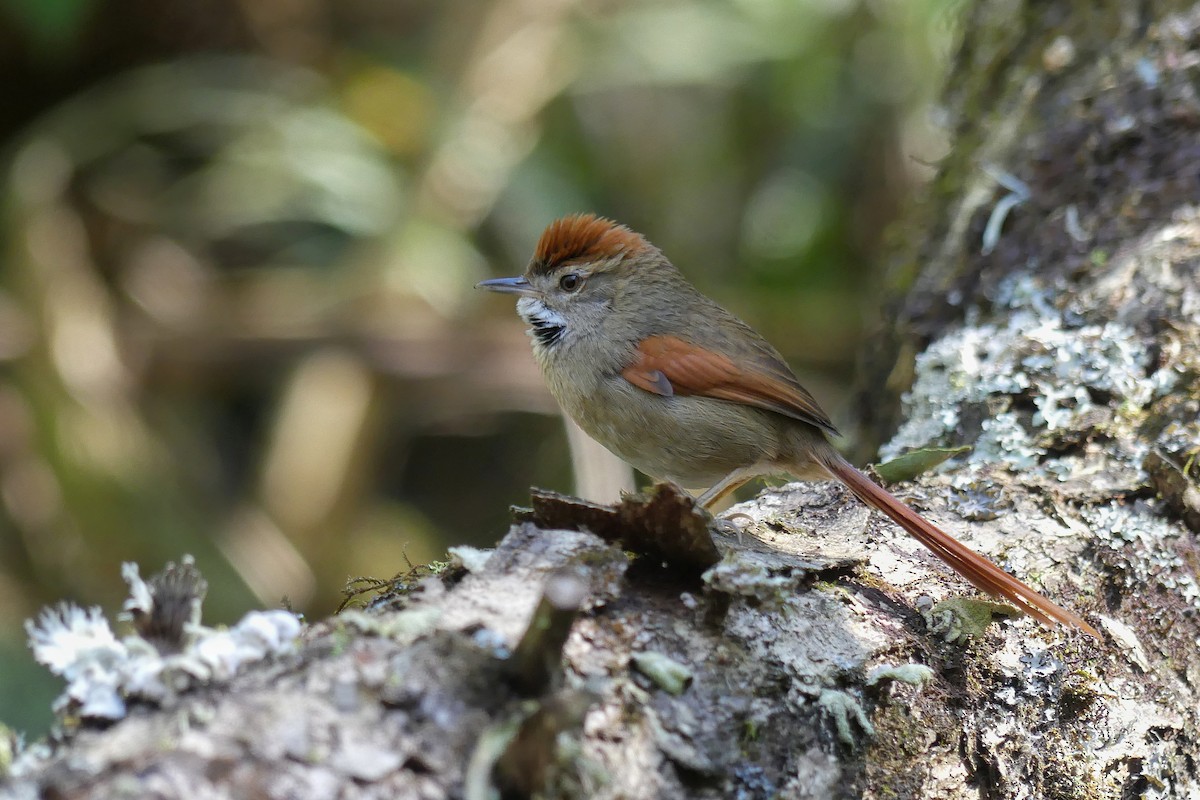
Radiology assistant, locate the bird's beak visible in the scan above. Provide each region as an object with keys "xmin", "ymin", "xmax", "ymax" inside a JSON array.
[{"xmin": 476, "ymin": 276, "xmax": 538, "ymax": 296}]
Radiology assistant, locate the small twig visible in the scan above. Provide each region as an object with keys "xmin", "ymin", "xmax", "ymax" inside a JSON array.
[
  {"xmin": 508, "ymin": 569, "xmax": 589, "ymax": 696},
  {"xmin": 493, "ymin": 689, "xmax": 599, "ymax": 798}
]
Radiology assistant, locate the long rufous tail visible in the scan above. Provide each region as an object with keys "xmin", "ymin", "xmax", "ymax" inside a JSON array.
[{"xmin": 822, "ymin": 454, "xmax": 1099, "ymax": 638}]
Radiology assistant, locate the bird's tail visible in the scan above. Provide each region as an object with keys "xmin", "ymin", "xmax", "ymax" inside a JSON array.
[{"xmin": 822, "ymin": 453, "xmax": 1098, "ymax": 638}]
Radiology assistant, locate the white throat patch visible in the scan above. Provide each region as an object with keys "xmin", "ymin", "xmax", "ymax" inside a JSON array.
[{"xmin": 517, "ymin": 297, "xmax": 567, "ymax": 348}]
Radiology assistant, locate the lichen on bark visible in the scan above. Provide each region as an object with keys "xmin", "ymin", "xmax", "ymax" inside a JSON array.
[{"xmin": 6, "ymin": 2, "xmax": 1200, "ymax": 798}]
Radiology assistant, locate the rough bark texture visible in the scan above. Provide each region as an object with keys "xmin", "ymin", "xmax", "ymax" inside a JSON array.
[{"xmin": 5, "ymin": 1, "xmax": 1200, "ymax": 798}]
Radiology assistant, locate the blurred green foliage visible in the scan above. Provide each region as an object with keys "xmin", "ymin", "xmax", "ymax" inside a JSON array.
[
  {"xmin": 1, "ymin": 0, "xmax": 96, "ymax": 52},
  {"xmin": 0, "ymin": 0, "xmax": 960, "ymax": 735}
]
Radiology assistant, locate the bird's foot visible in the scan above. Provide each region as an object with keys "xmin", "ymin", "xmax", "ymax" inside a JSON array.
[{"xmin": 711, "ymin": 512, "xmax": 753, "ymax": 544}]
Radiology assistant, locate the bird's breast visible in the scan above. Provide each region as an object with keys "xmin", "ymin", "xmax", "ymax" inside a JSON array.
[{"xmin": 552, "ymin": 372, "xmax": 786, "ymax": 488}]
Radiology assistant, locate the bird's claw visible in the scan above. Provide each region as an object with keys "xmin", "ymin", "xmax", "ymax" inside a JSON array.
[{"xmin": 711, "ymin": 512, "xmax": 753, "ymax": 544}]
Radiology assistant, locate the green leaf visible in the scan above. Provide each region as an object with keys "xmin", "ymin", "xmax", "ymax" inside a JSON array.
[
  {"xmin": 929, "ymin": 597, "xmax": 1020, "ymax": 640},
  {"xmin": 875, "ymin": 445, "xmax": 971, "ymax": 483},
  {"xmin": 631, "ymin": 651, "xmax": 693, "ymax": 695}
]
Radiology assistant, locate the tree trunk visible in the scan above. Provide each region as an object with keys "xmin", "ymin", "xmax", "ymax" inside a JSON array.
[{"xmin": 5, "ymin": 1, "xmax": 1200, "ymax": 798}]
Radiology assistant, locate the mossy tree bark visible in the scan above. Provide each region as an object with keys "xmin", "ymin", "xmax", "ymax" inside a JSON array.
[{"xmin": 5, "ymin": 1, "xmax": 1200, "ymax": 798}]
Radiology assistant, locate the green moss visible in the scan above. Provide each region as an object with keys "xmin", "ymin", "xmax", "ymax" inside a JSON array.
[
  {"xmin": 1057, "ymin": 667, "xmax": 1101, "ymax": 722},
  {"xmin": 862, "ymin": 702, "xmax": 947, "ymax": 799},
  {"xmin": 1041, "ymin": 730, "xmax": 1103, "ymax": 800}
]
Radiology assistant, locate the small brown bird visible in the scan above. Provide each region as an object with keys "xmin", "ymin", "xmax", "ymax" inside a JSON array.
[{"xmin": 480, "ymin": 214, "xmax": 1097, "ymax": 637}]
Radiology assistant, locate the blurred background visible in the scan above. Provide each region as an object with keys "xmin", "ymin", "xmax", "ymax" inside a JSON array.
[{"xmin": 0, "ymin": 0, "xmax": 958, "ymax": 734}]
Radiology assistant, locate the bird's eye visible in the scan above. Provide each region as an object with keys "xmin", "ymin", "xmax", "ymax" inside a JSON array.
[{"xmin": 559, "ymin": 273, "xmax": 582, "ymax": 292}]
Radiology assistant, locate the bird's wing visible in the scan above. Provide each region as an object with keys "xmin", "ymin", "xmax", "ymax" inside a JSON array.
[{"xmin": 621, "ymin": 334, "xmax": 839, "ymax": 436}]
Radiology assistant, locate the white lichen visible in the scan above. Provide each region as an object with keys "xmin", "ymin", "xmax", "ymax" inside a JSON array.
[
  {"xmin": 866, "ymin": 663, "xmax": 935, "ymax": 687},
  {"xmin": 1085, "ymin": 502, "xmax": 1200, "ymax": 609},
  {"xmin": 883, "ymin": 273, "xmax": 1156, "ymax": 479},
  {"xmin": 447, "ymin": 545, "xmax": 493, "ymax": 573},
  {"xmin": 1097, "ymin": 615, "xmax": 1151, "ymax": 672},
  {"xmin": 336, "ymin": 606, "xmax": 443, "ymax": 642},
  {"xmin": 120, "ymin": 561, "xmax": 156, "ymax": 621},
  {"xmin": 25, "ymin": 561, "xmax": 303, "ymax": 722},
  {"xmin": 702, "ymin": 553, "xmax": 794, "ymax": 609},
  {"xmin": 25, "ymin": 604, "xmax": 130, "ymax": 719},
  {"xmin": 817, "ymin": 688, "xmax": 874, "ymax": 746}
]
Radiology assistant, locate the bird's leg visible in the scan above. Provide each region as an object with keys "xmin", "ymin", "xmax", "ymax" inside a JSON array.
[
  {"xmin": 696, "ymin": 472, "xmax": 756, "ymax": 544},
  {"xmin": 697, "ymin": 472, "xmax": 754, "ymax": 510}
]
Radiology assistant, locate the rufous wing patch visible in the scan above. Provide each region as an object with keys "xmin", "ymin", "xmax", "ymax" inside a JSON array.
[{"xmin": 621, "ymin": 334, "xmax": 838, "ymax": 435}]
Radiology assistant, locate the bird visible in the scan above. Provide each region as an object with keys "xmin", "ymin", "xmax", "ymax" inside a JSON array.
[{"xmin": 478, "ymin": 213, "xmax": 1098, "ymax": 638}]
